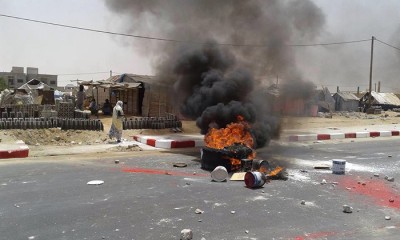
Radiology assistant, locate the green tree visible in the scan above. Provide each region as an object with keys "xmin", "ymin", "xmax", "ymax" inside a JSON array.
[{"xmin": 0, "ymin": 77, "xmax": 6, "ymax": 91}]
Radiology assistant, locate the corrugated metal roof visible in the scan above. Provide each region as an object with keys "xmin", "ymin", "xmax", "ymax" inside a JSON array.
[
  {"xmin": 334, "ymin": 92, "xmax": 359, "ymax": 101},
  {"xmin": 370, "ymin": 91, "xmax": 400, "ymax": 105}
]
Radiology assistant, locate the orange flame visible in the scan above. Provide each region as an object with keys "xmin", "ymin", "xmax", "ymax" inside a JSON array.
[
  {"xmin": 205, "ymin": 116, "xmax": 255, "ymax": 168},
  {"xmin": 268, "ymin": 166, "xmax": 283, "ymax": 177}
]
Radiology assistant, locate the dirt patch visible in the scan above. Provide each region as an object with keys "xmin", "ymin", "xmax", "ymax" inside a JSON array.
[{"xmin": 107, "ymin": 144, "xmax": 142, "ymax": 152}]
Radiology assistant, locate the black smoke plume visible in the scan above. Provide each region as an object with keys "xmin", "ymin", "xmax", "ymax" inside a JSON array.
[{"xmin": 104, "ymin": 0, "xmax": 325, "ymax": 148}]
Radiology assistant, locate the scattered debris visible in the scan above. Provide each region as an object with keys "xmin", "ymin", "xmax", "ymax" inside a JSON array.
[
  {"xmin": 343, "ymin": 205, "xmax": 353, "ymax": 213},
  {"xmin": 385, "ymin": 216, "xmax": 391, "ymax": 220},
  {"xmin": 14, "ymin": 204, "xmax": 20, "ymax": 208},
  {"xmin": 195, "ymin": 209, "xmax": 204, "ymax": 214},
  {"xmin": 385, "ymin": 176, "xmax": 395, "ymax": 182},
  {"xmin": 180, "ymin": 229, "xmax": 193, "ymax": 240},
  {"xmin": 230, "ymin": 172, "xmax": 246, "ymax": 181},
  {"xmin": 87, "ymin": 180, "xmax": 104, "ymax": 185},
  {"xmin": 314, "ymin": 164, "xmax": 330, "ymax": 170},
  {"xmin": 173, "ymin": 163, "xmax": 187, "ymax": 168},
  {"xmin": 301, "ymin": 200, "xmax": 306, "ymax": 205}
]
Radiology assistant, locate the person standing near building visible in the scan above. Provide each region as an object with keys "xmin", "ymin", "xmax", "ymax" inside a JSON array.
[
  {"xmin": 108, "ymin": 100, "xmax": 124, "ymax": 143},
  {"xmin": 76, "ymin": 85, "xmax": 86, "ymax": 110}
]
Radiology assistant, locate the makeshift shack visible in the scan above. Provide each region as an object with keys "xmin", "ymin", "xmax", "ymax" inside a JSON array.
[
  {"xmin": 313, "ymin": 87, "xmax": 335, "ymax": 112},
  {"xmin": 83, "ymin": 74, "xmax": 178, "ymax": 117},
  {"xmin": 333, "ymin": 92, "xmax": 360, "ymax": 112},
  {"xmin": 17, "ymin": 78, "xmax": 55, "ymax": 105},
  {"xmin": 360, "ymin": 91, "xmax": 400, "ymax": 111}
]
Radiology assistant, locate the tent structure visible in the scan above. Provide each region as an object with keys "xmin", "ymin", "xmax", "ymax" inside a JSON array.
[{"xmin": 333, "ymin": 92, "xmax": 360, "ymax": 112}]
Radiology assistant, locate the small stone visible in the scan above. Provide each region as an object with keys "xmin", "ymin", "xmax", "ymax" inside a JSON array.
[
  {"xmin": 343, "ymin": 205, "xmax": 353, "ymax": 213},
  {"xmin": 201, "ymin": 238, "xmax": 206, "ymax": 240},
  {"xmin": 115, "ymin": 160, "xmax": 120, "ymax": 164},
  {"xmin": 388, "ymin": 155, "xmax": 392, "ymax": 158},
  {"xmin": 54, "ymin": 136, "xmax": 61, "ymax": 141},
  {"xmin": 78, "ymin": 142, "xmax": 82, "ymax": 145},
  {"xmin": 385, "ymin": 216, "xmax": 391, "ymax": 220},
  {"xmin": 71, "ymin": 141, "xmax": 75, "ymax": 144},
  {"xmin": 35, "ymin": 143, "xmax": 40, "ymax": 146},
  {"xmin": 346, "ymin": 187, "xmax": 352, "ymax": 190},
  {"xmin": 198, "ymin": 219, "xmax": 202, "ymax": 222},
  {"xmin": 301, "ymin": 200, "xmax": 306, "ymax": 205},
  {"xmin": 321, "ymin": 179, "xmax": 327, "ymax": 185},
  {"xmin": 180, "ymin": 229, "xmax": 193, "ymax": 240},
  {"xmin": 185, "ymin": 182, "xmax": 191, "ymax": 185},
  {"xmin": 245, "ymin": 230, "xmax": 249, "ymax": 234},
  {"xmin": 28, "ymin": 236, "xmax": 35, "ymax": 240},
  {"xmin": 362, "ymin": 182, "xmax": 366, "ymax": 186},
  {"xmin": 389, "ymin": 198, "xmax": 394, "ymax": 203},
  {"xmin": 387, "ymin": 177, "xmax": 395, "ymax": 182},
  {"xmin": 300, "ymin": 169, "xmax": 308, "ymax": 173},
  {"xmin": 374, "ymin": 173, "xmax": 380, "ymax": 177},
  {"xmin": 195, "ymin": 209, "xmax": 204, "ymax": 214},
  {"xmin": 230, "ymin": 211, "xmax": 236, "ymax": 214},
  {"xmin": 261, "ymin": 190, "xmax": 265, "ymax": 193}
]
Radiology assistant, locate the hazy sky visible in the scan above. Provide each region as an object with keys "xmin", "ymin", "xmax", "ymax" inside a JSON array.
[{"xmin": 0, "ymin": 0, "xmax": 399, "ymax": 92}]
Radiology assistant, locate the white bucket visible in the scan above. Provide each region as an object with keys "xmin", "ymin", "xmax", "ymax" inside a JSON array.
[
  {"xmin": 332, "ymin": 159, "xmax": 346, "ymax": 174},
  {"xmin": 211, "ymin": 166, "xmax": 228, "ymax": 182}
]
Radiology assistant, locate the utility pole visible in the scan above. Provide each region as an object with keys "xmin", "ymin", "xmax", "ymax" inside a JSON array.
[
  {"xmin": 368, "ymin": 36, "xmax": 375, "ymax": 109},
  {"xmin": 110, "ymin": 70, "xmax": 112, "ymax": 78}
]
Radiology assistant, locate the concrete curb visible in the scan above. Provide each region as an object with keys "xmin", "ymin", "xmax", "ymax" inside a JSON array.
[
  {"xmin": 289, "ymin": 130, "xmax": 400, "ymax": 142},
  {"xmin": 132, "ymin": 135, "xmax": 204, "ymax": 149},
  {"xmin": 0, "ymin": 140, "xmax": 29, "ymax": 159}
]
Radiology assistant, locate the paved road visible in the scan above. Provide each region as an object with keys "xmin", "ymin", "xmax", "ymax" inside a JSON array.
[{"xmin": 1, "ymin": 138, "xmax": 400, "ymax": 240}]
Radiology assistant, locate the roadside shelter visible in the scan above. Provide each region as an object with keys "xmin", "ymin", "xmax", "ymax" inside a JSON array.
[{"xmin": 83, "ymin": 74, "xmax": 178, "ymax": 117}]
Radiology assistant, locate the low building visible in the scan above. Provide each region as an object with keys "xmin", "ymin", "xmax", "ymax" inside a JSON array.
[
  {"xmin": 333, "ymin": 92, "xmax": 360, "ymax": 112},
  {"xmin": 0, "ymin": 67, "xmax": 57, "ymax": 89}
]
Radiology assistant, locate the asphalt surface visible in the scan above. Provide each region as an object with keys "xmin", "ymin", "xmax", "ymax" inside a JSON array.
[{"xmin": 1, "ymin": 138, "xmax": 400, "ymax": 240}]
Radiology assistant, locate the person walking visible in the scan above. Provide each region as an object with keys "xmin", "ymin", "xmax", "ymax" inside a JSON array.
[{"xmin": 108, "ymin": 100, "xmax": 124, "ymax": 143}]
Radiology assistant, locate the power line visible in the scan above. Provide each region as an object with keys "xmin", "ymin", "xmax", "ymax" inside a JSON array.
[
  {"xmin": 57, "ymin": 72, "xmax": 110, "ymax": 76},
  {"xmin": 0, "ymin": 13, "xmax": 371, "ymax": 47},
  {"xmin": 288, "ymin": 39, "xmax": 370, "ymax": 47},
  {"xmin": 375, "ymin": 38, "xmax": 400, "ymax": 52}
]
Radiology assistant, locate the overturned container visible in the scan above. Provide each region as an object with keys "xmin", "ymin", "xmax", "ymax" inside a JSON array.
[
  {"xmin": 252, "ymin": 159, "xmax": 270, "ymax": 174},
  {"xmin": 211, "ymin": 166, "xmax": 228, "ymax": 182},
  {"xmin": 244, "ymin": 171, "xmax": 267, "ymax": 188}
]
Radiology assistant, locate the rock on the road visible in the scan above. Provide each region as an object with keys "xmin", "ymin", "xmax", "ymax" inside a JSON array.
[{"xmin": 180, "ymin": 229, "xmax": 193, "ymax": 240}]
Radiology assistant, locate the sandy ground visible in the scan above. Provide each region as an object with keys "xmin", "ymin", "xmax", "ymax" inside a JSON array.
[{"xmin": 1, "ymin": 111, "xmax": 399, "ymax": 154}]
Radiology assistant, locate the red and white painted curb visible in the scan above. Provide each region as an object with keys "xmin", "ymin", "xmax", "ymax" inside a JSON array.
[
  {"xmin": 132, "ymin": 135, "xmax": 204, "ymax": 149},
  {"xmin": 0, "ymin": 140, "xmax": 29, "ymax": 159},
  {"xmin": 289, "ymin": 130, "xmax": 400, "ymax": 142}
]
